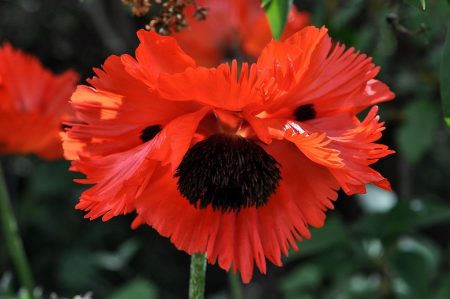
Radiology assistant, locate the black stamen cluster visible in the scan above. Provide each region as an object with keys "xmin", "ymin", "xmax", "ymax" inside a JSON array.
[
  {"xmin": 294, "ymin": 104, "xmax": 316, "ymax": 121},
  {"xmin": 175, "ymin": 134, "xmax": 282, "ymax": 213},
  {"xmin": 140, "ymin": 125, "xmax": 162, "ymax": 142}
]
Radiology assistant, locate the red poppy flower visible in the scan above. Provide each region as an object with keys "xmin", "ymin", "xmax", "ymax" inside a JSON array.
[
  {"xmin": 0, "ymin": 43, "xmax": 79, "ymax": 159},
  {"xmin": 64, "ymin": 26, "xmax": 394, "ymax": 282},
  {"xmin": 172, "ymin": 0, "xmax": 310, "ymax": 66}
]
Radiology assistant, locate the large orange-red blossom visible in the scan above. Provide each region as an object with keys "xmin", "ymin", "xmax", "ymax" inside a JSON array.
[{"xmin": 63, "ymin": 26, "xmax": 394, "ymax": 282}]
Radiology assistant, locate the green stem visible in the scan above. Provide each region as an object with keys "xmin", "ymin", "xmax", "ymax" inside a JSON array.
[
  {"xmin": 189, "ymin": 253, "xmax": 207, "ymax": 299},
  {"xmin": 228, "ymin": 271, "xmax": 243, "ymax": 299},
  {"xmin": 0, "ymin": 164, "xmax": 34, "ymax": 299}
]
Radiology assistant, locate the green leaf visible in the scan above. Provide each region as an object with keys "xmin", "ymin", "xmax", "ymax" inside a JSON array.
[
  {"xmin": 108, "ymin": 279, "xmax": 158, "ymax": 299},
  {"xmin": 434, "ymin": 273, "xmax": 450, "ymax": 299},
  {"xmin": 421, "ymin": 0, "xmax": 427, "ymax": 10},
  {"xmin": 387, "ymin": 237, "xmax": 440, "ymax": 298},
  {"xmin": 279, "ymin": 263, "xmax": 321, "ymax": 298},
  {"xmin": 405, "ymin": 0, "xmax": 427, "ymax": 10},
  {"xmin": 94, "ymin": 238, "xmax": 139, "ymax": 271},
  {"xmin": 352, "ymin": 199, "xmax": 450, "ymax": 238},
  {"xmin": 410, "ymin": 199, "xmax": 450, "ymax": 228},
  {"xmin": 356, "ymin": 184, "xmax": 397, "ymax": 214},
  {"xmin": 58, "ymin": 250, "xmax": 101, "ymax": 291},
  {"xmin": 262, "ymin": 0, "xmax": 293, "ymax": 40},
  {"xmin": 441, "ymin": 26, "xmax": 450, "ymax": 127},
  {"xmin": 395, "ymin": 98, "xmax": 440, "ymax": 163}
]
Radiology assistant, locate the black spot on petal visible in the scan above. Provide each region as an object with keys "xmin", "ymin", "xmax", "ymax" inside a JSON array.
[
  {"xmin": 294, "ymin": 104, "xmax": 316, "ymax": 122},
  {"xmin": 140, "ymin": 125, "xmax": 161, "ymax": 143},
  {"xmin": 175, "ymin": 134, "xmax": 281, "ymax": 213},
  {"xmin": 61, "ymin": 123, "xmax": 72, "ymax": 131}
]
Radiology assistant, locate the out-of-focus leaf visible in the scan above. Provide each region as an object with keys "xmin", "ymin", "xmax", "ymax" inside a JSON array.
[
  {"xmin": 24, "ymin": 160, "xmax": 78, "ymax": 198},
  {"xmin": 279, "ymin": 263, "xmax": 321, "ymax": 298},
  {"xmin": 286, "ymin": 217, "xmax": 348, "ymax": 261},
  {"xmin": 411, "ymin": 199, "xmax": 450, "ymax": 228},
  {"xmin": 348, "ymin": 274, "xmax": 381, "ymax": 294},
  {"xmin": 397, "ymin": 237, "xmax": 441, "ymax": 274},
  {"xmin": 434, "ymin": 273, "xmax": 450, "ymax": 299},
  {"xmin": 441, "ymin": 26, "xmax": 450, "ymax": 126},
  {"xmin": 0, "ymin": 272, "xmax": 13, "ymax": 295},
  {"xmin": 107, "ymin": 279, "xmax": 158, "ymax": 299},
  {"xmin": 330, "ymin": 0, "xmax": 365, "ymax": 28},
  {"xmin": 352, "ymin": 199, "xmax": 450, "ymax": 238},
  {"xmin": 58, "ymin": 251, "xmax": 100, "ymax": 292},
  {"xmin": 94, "ymin": 238, "xmax": 139, "ymax": 271},
  {"xmin": 262, "ymin": 0, "xmax": 292, "ymax": 40},
  {"xmin": 316, "ymin": 251, "xmax": 375, "ymax": 299},
  {"xmin": 352, "ymin": 203, "xmax": 412, "ymax": 238},
  {"xmin": 421, "ymin": 0, "xmax": 427, "ymax": 10},
  {"xmin": 405, "ymin": 0, "xmax": 427, "ymax": 10},
  {"xmin": 387, "ymin": 237, "xmax": 440, "ymax": 298},
  {"xmin": 356, "ymin": 184, "xmax": 397, "ymax": 213},
  {"xmin": 361, "ymin": 239, "xmax": 384, "ymax": 259},
  {"xmin": 18, "ymin": 292, "xmax": 29, "ymax": 299},
  {"xmin": 396, "ymin": 98, "xmax": 440, "ymax": 163}
]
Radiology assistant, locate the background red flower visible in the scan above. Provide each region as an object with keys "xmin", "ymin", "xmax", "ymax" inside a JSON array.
[
  {"xmin": 0, "ymin": 44, "xmax": 79, "ymax": 159},
  {"xmin": 172, "ymin": 0, "xmax": 310, "ymax": 66}
]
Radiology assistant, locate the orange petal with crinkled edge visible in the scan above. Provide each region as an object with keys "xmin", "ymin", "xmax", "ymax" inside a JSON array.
[
  {"xmin": 158, "ymin": 60, "xmax": 263, "ymax": 111},
  {"xmin": 76, "ymin": 56, "xmax": 198, "ymax": 126},
  {"xmin": 256, "ymin": 26, "xmax": 394, "ymax": 116},
  {"xmin": 326, "ymin": 107, "xmax": 394, "ymax": 194},
  {"xmin": 257, "ymin": 26, "xmax": 329, "ymax": 91},
  {"xmin": 74, "ymin": 142, "xmax": 159, "ymax": 221},
  {"xmin": 122, "ymin": 30, "xmax": 196, "ymax": 86},
  {"xmin": 260, "ymin": 107, "xmax": 393, "ymax": 195},
  {"xmin": 66, "ymin": 54, "xmax": 201, "ymax": 160}
]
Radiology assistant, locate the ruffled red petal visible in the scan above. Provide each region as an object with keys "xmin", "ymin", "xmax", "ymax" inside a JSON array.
[
  {"xmin": 133, "ymin": 140, "xmax": 338, "ymax": 283},
  {"xmin": 257, "ymin": 26, "xmax": 394, "ymax": 117},
  {"xmin": 158, "ymin": 60, "xmax": 263, "ymax": 111},
  {"xmin": 310, "ymin": 106, "xmax": 394, "ymax": 194},
  {"xmin": 73, "ymin": 108, "xmax": 209, "ymax": 221},
  {"xmin": 121, "ymin": 30, "xmax": 196, "ymax": 86},
  {"xmin": 263, "ymin": 109, "xmax": 393, "ymax": 196},
  {"xmin": 65, "ymin": 54, "xmax": 200, "ymax": 159}
]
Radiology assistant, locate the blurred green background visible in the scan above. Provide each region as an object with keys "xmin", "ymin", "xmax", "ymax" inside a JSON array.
[{"xmin": 1, "ymin": 0, "xmax": 450, "ymax": 298}]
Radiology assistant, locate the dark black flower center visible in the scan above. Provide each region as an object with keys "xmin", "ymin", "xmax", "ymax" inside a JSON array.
[
  {"xmin": 140, "ymin": 125, "xmax": 162, "ymax": 142},
  {"xmin": 294, "ymin": 104, "xmax": 316, "ymax": 121},
  {"xmin": 175, "ymin": 134, "xmax": 281, "ymax": 213}
]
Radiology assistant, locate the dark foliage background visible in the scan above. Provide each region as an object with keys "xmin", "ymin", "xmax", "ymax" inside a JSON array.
[{"xmin": 1, "ymin": 0, "xmax": 450, "ymax": 298}]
